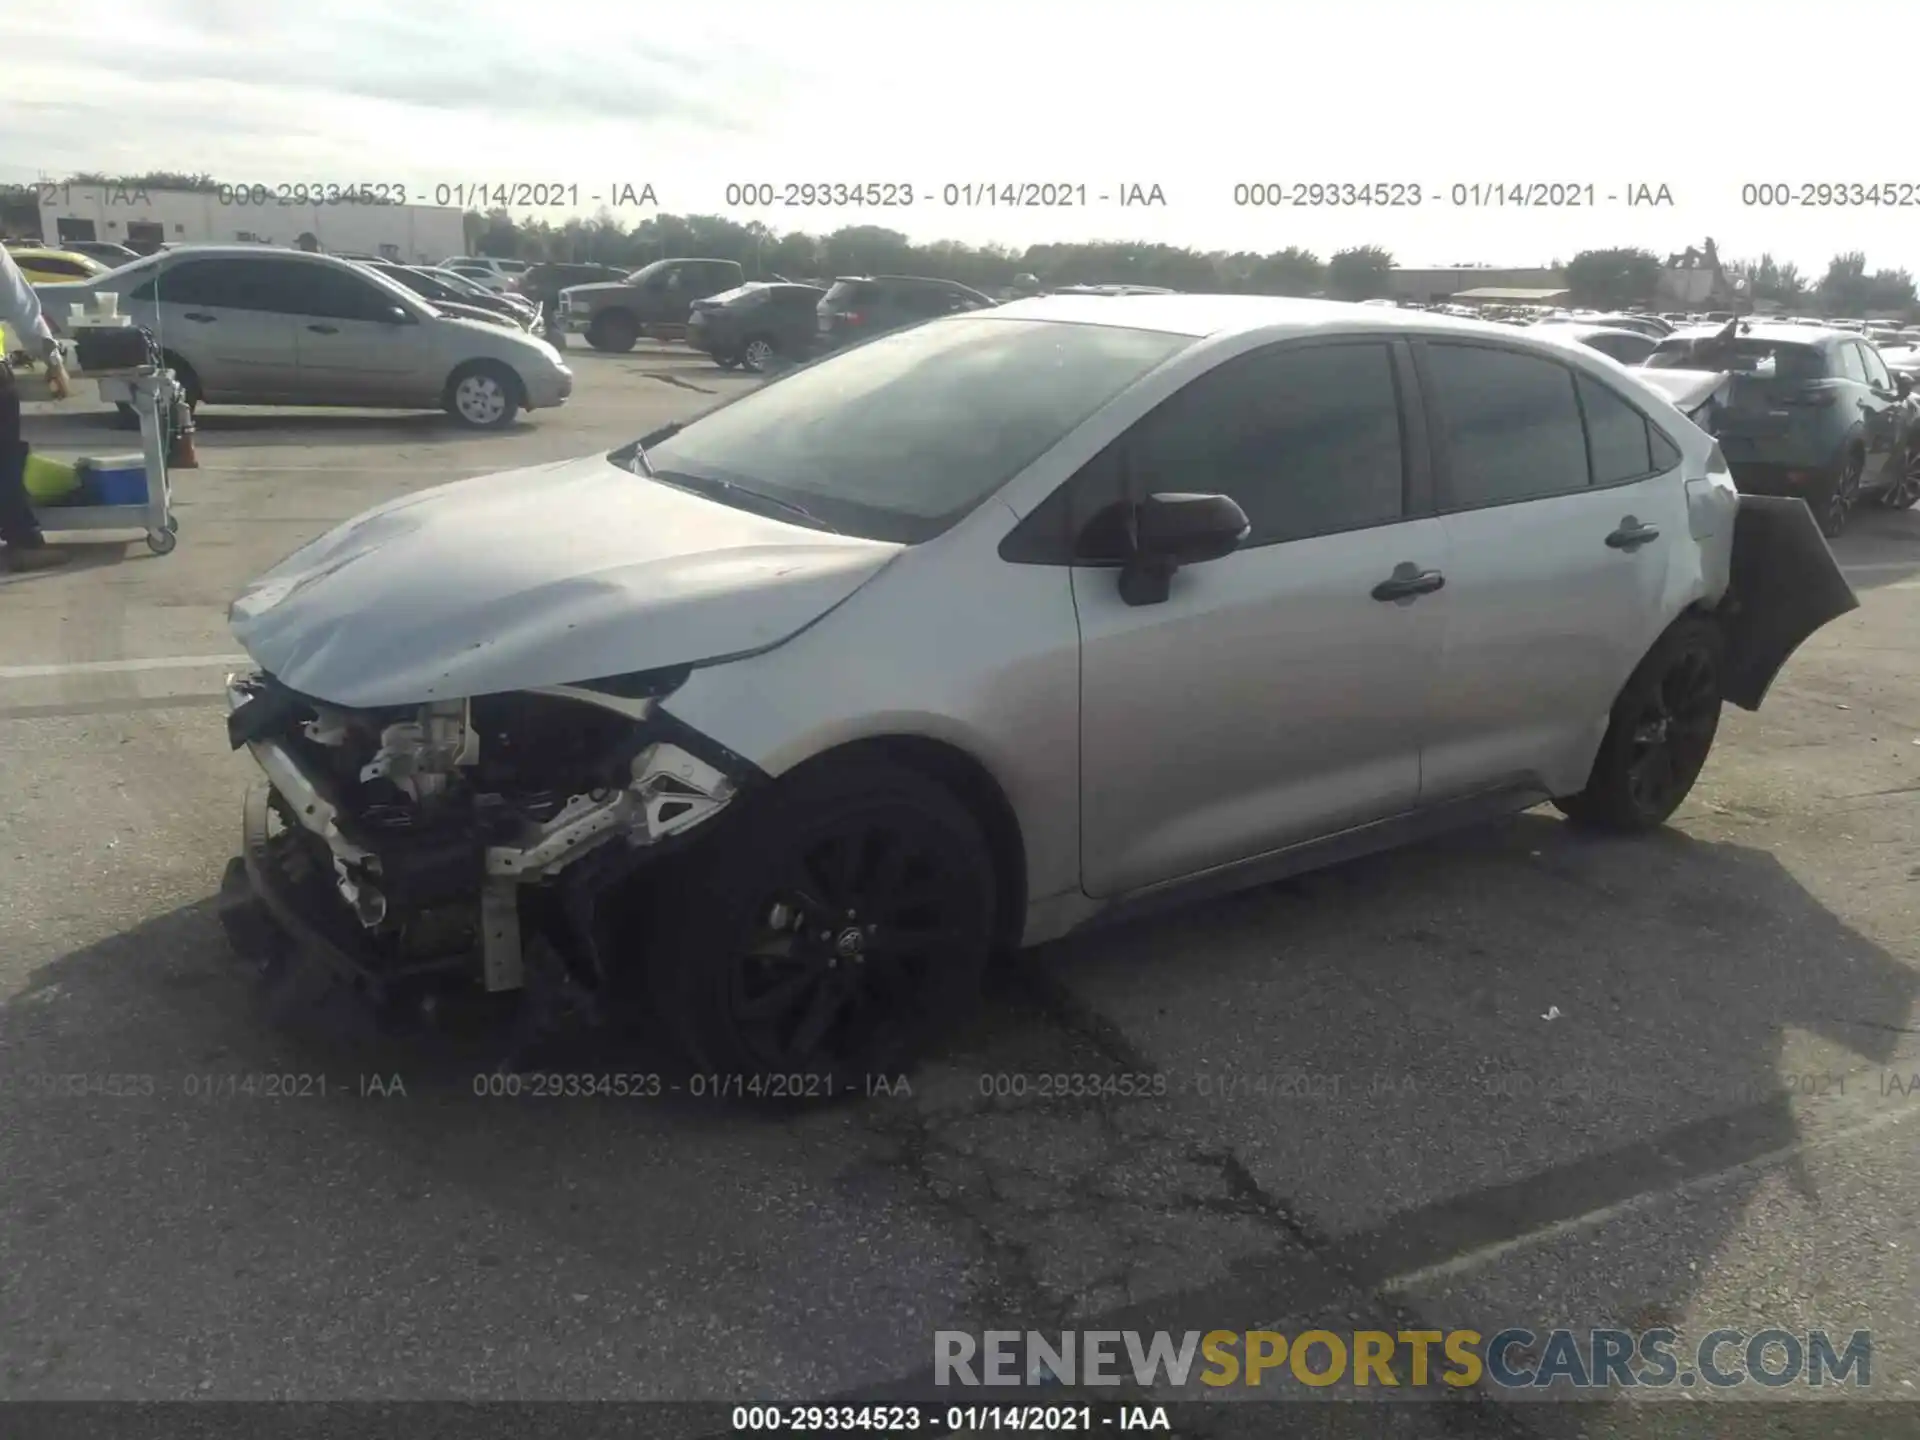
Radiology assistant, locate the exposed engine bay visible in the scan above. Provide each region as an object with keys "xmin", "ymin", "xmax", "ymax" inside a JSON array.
[{"xmin": 223, "ymin": 672, "xmax": 750, "ymax": 1006}]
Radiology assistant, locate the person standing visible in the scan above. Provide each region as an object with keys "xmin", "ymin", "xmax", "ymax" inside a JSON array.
[{"xmin": 0, "ymin": 244, "xmax": 74, "ymax": 571}]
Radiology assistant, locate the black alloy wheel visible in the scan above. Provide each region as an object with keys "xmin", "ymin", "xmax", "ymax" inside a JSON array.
[
  {"xmin": 1876, "ymin": 446, "xmax": 1920, "ymax": 510},
  {"xmin": 640, "ymin": 756, "xmax": 996, "ymax": 1092},
  {"xmin": 1555, "ymin": 617, "xmax": 1725, "ymax": 833},
  {"xmin": 1620, "ymin": 645, "xmax": 1720, "ymax": 821},
  {"xmin": 1821, "ymin": 451, "xmax": 1864, "ymax": 538},
  {"xmin": 730, "ymin": 820, "xmax": 973, "ymax": 1074}
]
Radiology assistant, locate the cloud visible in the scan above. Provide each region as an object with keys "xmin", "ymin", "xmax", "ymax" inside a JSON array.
[{"xmin": 9, "ymin": 1, "xmax": 781, "ymax": 130}]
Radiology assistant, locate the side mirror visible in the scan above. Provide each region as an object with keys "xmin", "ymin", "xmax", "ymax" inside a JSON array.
[
  {"xmin": 384, "ymin": 305, "xmax": 411, "ymax": 325},
  {"xmin": 1897, "ymin": 373, "xmax": 1913, "ymax": 399},
  {"xmin": 1117, "ymin": 492, "xmax": 1250, "ymax": 607}
]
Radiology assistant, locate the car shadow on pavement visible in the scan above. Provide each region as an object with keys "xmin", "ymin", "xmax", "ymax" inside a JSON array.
[
  {"xmin": 3, "ymin": 805, "xmax": 1914, "ymax": 1410},
  {"xmin": 0, "ymin": 541, "xmax": 138, "ymax": 585},
  {"xmin": 21, "ymin": 410, "xmax": 533, "ymax": 450}
]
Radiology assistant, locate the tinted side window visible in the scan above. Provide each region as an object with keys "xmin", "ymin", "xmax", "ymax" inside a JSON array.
[
  {"xmin": 134, "ymin": 259, "xmax": 244, "ymax": 306},
  {"xmin": 1588, "ymin": 332, "xmax": 1656, "ymax": 364},
  {"xmin": 1650, "ymin": 427, "xmax": 1681, "ymax": 471},
  {"xmin": 1126, "ymin": 342, "xmax": 1406, "ymax": 546},
  {"xmin": 261, "ymin": 262, "xmax": 399, "ymax": 320},
  {"xmin": 1576, "ymin": 374, "xmax": 1655, "ymax": 485},
  {"xmin": 1835, "ymin": 344, "xmax": 1868, "ymax": 383},
  {"xmin": 1428, "ymin": 344, "xmax": 1589, "ymax": 507}
]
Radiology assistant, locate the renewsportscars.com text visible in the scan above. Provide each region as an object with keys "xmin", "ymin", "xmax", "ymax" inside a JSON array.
[{"xmin": 934, "ymin": 1328, "xmax": 1872, "ymax": 1390}]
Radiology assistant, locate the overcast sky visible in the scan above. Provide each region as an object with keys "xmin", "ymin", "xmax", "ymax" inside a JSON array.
[{"xmin": 2, "ymin": 0, "xmax": 1911, "ymax": 278}]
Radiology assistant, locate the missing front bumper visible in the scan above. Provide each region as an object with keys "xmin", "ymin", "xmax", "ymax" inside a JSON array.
[{"xmin": 221, "ymin": 673, "xmax": 749, "ymax": 998}]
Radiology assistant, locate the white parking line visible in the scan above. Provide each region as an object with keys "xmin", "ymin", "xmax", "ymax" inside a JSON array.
[
  {"xmin": 1841, "ymin": 561, "xmax": 1920, "ymax": 575},
  {"xmin": 1379, "ymin": 1088, "xmax": 1920, "ymax": 1295},
  {"xmin": 0, "ymin": 654, "xmax": 248, "ymax": 680}
]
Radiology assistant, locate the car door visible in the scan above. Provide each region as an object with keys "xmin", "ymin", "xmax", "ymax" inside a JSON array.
[
  {"xmin": 283, "ymin": 260, "xmax": 437, "ymax": 404},
  {"xmin": 1853, "ymin": 341, "xmax": 1903, "ymax": 490},
  {"xmin": 124, "ymin": 256, "xmax": 300, "ymax": 400},
  {"xmin": 1414, "ymin": 340, "xmax": 1692, "ymax": 805},
  {"xmin": 1072, "ymin": 338, "xmax": 1448, "ymax": 898}
]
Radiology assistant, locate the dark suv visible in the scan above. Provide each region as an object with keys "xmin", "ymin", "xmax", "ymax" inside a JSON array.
[
  {"xmin": 687, "ymin": 282, "xmax": 825, "ymax": 372},
  {"xmin": 1646, "ymin": 323, "xmax": 1920, "ymax": 536},
  {"xmin": 557, "ymin": 257, "xmax": 745, "ymax": 351},
  {"xmin": 815, "ymin": 276, "xmax": 996, "ymax": 349}
]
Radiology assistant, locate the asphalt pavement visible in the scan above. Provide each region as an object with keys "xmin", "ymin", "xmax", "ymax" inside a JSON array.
[{"xmin": 3, "ymin": 344, "xmax": 1918, "ymax": 1433}]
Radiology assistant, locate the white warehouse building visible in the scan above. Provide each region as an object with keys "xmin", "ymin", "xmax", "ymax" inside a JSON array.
[{"xmin": 33, "ymin": 184, "xmax": 467, "ymax": 263}]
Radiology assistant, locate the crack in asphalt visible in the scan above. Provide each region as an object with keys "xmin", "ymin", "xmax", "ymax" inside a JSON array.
[
  {"xmin": 808, "ymin": 967, "xmax": 1546, "ymax": 1439},
  {"xmin": 636, "ymin": 371, "xmax": 717, "ymax": 394}
]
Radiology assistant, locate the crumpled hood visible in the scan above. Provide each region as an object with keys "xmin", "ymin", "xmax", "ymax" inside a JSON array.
[
  {"xmin": 229, "ymin": 453, "xmax": 901, "ymax": 708},
  {"xmin": 1639, "ymin": 368, "xmax": 1732, "ymax": 417}
]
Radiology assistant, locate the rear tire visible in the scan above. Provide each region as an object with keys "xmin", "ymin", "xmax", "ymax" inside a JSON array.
[
  {"xmin": 1818, "ymin": 449, "xmax": 1864, "ymax": 538},
  {"xmin": 1554, "ymin": 617, "xmax": 1725, "ymax": 833},
  {"xmin": 638, "ymin": 756, "xmax": 997, "ymax": 1095},
  {"xmin": 587, "ymin": 311, "xmax": 638, "ymax": 353},
  {"xmin": 741, "ymin": 336, "xmax": 778, "ymax": 373}
]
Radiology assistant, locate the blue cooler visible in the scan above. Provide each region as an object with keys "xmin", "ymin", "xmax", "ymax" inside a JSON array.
[{"xmin": 78, "ymin": 455, "xmax": 150, "ymax": 507}]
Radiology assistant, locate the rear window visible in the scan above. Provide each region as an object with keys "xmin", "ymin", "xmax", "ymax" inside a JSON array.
[
  {"xmin": 707, "ymin": 284, "xmax": 768, "ymax": 306},
  {"xmin": 635, "ymin": 317, "xmax": 1190, "ymax": 544},
  {"xmin": 1647, "ymin": 337, "xmax": 1826, "ymax": 381},
  {"xmin": 823, "ymin": 280, "xmax": 879, "ymax": 308}
]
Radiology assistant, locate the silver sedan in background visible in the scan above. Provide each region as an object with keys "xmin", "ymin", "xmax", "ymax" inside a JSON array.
[{"xmin": 33, "ymin": 245, "xmax": 572, "ymax": 428}]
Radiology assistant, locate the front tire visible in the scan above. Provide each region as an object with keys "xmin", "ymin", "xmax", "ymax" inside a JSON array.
[
  {"xmin": 445, "ymin": 361, "xmax": 522, "ymax": 429},
  {"xmin": 1555, "ymin": 617, "xmax": 1725, "ymax": 833},
  {"xmin": 1876, "ymin": 445, "xmax": 1920, "ymax": 510},
  {"xmin": 587, "ymin": 311, "xmax": 638, "ymax": 353},
  {"xmin": 640, "ymin": 757, "xmax": 997, "ymax": 1094}
]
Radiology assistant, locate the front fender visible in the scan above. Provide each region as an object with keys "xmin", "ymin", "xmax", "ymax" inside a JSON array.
[{"xmin": 1717, "ymin": 496, "xmax": 1858, "ymax": 711}]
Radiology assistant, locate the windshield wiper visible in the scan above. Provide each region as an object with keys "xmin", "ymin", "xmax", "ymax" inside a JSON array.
[
  {"xmin": 650, "ymin": 469, "xmax": 839, "ymax": 534},
  {"xmin": 621, "ymin": 422, "xmax": 685, "ymax": 478}
]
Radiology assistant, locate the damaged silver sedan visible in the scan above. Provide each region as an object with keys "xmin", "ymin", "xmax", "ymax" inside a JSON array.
[{"xmin": 217, "ymin": 295, "xmax": 1858, "ymax": 1089}]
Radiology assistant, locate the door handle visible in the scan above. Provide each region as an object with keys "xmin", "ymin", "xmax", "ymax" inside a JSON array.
[
  {"xmin": 183, "ymin": 312, "xmax": 217, "ymax": 323},
  {"xmin": 305, "ymin": 324, "xmax": 339, "ymax": 335},
  {"xmin": 1606, "ymin": 519, "xmax": 1661, "ymax": 550},
  {"xmin": 1371, "ymin": 564, "xmax": 1446, "ymax": 601}
]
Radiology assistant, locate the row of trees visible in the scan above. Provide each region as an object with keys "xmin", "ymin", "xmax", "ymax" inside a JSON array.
[
  {"xmin": 30, "ymin": 174, "xmax": 1920, "ymax": 314},
  {"xmin": 481, "ymin": 214, "xmax": 1920, "ymax": 315},
  {"xmin": 1566, "ymin": 246, "xmax": 1917, "ymax": 315}
]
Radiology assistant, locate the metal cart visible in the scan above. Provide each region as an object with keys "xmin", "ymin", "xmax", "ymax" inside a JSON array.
[{"xmin": 21, "ymin": 362, "xmax": 182, "ymax": 556}]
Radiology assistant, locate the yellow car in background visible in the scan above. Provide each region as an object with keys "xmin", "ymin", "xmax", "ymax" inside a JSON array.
[{"xmin": 5, "ymin": 245, "xmax": 110, "ymax": 284}]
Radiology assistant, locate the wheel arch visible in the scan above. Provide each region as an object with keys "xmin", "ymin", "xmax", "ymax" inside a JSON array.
[{"xmin": 792, "ymin": 733, "xmax": 1029, "ymax": 954}]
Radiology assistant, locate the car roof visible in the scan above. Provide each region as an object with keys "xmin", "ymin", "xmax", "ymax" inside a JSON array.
[
  {"xmin": 9, "ymin": 246, "xmax": 97, "ymax": 263},
  {"xmin": 981, "ymin": 292, "xmax": 1614, "ymax": 342},
  {"xmin": 1661, "ymin": 322, "xmax": 1843, "ymax": 346},
  {"xmin": 1537, "ymin": 323, "xmax": 1654, "ymax": 343}
]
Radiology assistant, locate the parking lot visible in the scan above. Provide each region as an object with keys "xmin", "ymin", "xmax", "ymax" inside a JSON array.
[{"xmin": 3, "ymin": 343, "xmax": 1919, "ymax": 1432}]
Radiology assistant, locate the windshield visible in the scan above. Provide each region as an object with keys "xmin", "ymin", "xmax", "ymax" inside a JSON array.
[
  {"xmin": 629, "ymin": 317, "xmax": 1189, "ymax": 543},
  {"xmin": 431, "ymin": 269, "xmax": 490, "ymax": 297}
]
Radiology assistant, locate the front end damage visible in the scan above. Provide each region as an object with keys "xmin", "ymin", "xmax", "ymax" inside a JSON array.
[{"xmin": 217, "ymin": 671, "xmax": 759, "ymax": 1025}]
